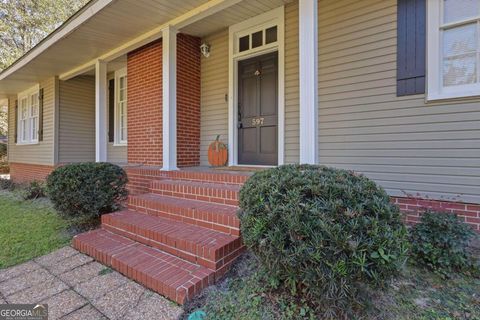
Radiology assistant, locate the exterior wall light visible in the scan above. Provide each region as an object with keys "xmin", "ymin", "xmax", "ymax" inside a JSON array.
[{"xmin": 200, "ymin": 42, "xmax": 211, "ymax": 58}]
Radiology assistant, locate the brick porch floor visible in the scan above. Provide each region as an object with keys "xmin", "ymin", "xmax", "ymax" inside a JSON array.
[{"xmin": 73, "ymin": 167, "xmax": 252, "ymax": 304}]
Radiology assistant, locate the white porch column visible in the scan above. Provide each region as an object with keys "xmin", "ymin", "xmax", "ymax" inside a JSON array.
[
  {"xmin": 161, "ymin": 26, "xmax": 178, "ymax": 171},
  {"xmin": 299, "ymin": 0, "xmax": 319, "ymax": 164},
  {"xmin": 95, "ymin": 60, "xmax": 108, "ymax": 162}
]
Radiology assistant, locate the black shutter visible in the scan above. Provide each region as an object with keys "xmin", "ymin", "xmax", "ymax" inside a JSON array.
[
  {"xmin": 38, "ymin": 88, "xmax": 44, "ymax": 141},
  {"xmin": 108, "ymin": 79, "xmax": 115, "ymax": 143},
  {"xmin": 14, "ymin": 100, "xmax": 18, "ymax": 143},
  {"xmin": 397, "ymin": 0, "xmax": 426, "ymax": 96}
]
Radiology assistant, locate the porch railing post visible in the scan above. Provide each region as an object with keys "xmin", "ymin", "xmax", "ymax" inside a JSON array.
[
  {"xmin": 95, "ymin": 60, "xmax": 108, "ymax": 162},
  {"xmin": 299, "ymin": 0, "xmax": 318, "ymax": 164},
  {"xmin": 161, "ymin": 25, "xmax": 178, "ymax": 171}
]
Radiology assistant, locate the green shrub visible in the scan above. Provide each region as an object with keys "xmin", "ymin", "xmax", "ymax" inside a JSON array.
[
  {"xmin": 410, "ymin": 211, "xmax": 478, "ymax": 274},
  {"xmin": 238, "ymin": 164, "xmax": 409, "ymax": 318},
  {"xmin": 46, "ymin": 163, "xmax": 128, "ymax": 220},
  {"xmin": 22, "ymin": 180, "xmax": 47, "ymax": 200}
]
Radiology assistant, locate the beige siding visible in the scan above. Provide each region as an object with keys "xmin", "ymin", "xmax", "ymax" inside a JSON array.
[
  {"xmin": 200, "ymin": 30, "xmax": 229, "ymax": 166},
  {"xmin": 284, "ymin": 1, "xmax": 300, "ymax": 163},
  {"xmin": 8, "ymin": 77, "xmax": 56, "ymax": 165},
  {"xmin": 108, "ymin": 143, "xmax": 127, "ymax": 164},
  {"xmin": 58, "ymin": 76, "xmax": 95, "ymax": 163},
  {"xmin": 317, "ymin": 0, "xmax": 480, "ymax": 203}
]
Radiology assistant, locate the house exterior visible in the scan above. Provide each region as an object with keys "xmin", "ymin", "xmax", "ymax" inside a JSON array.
[{"xmin": 0, "ymin": 0, "xmax": 480, "ymax": 303}]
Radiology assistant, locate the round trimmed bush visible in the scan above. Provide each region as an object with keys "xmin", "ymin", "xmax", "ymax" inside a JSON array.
[
  {"xmin": 238, "ymin": 165, "xmax": 408, "ymax": 316},
  {"xmin": 46, "ymin": 163, "xmax": 128, "ymax": 220}
]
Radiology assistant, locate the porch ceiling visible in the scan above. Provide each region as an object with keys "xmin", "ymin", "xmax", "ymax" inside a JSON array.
[
  {"xmin": 1, "ymin": 0, "xmax": 284, "ymax": 98},
  {"xmin": 182, "ymin": 0, "xmax": 289, "ymax": 37}
]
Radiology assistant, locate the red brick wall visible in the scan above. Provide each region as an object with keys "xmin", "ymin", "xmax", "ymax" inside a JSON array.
[
  {"xmin": 127, "ymin": 40, "xmax": 163, "ymax": 166},
  {"xmin": 126, "ymin": 34, "xmax": 201, "ymax": 167},
  {"xmin": 9, "ymin": 163, "xmax": 54, "ymax": 184},
  {"xmin": 393, "ymin": 197, "xmax": 480, "ymax": 232},
  {"xmin": 177, "ymin": 34, "xmax": 201, "ymax": 167}
]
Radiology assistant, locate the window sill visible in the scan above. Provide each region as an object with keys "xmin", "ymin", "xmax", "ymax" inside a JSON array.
[
  {"xmin": 16, "ymin": 142, "xmax": 39, "ymax": 146},
  {"xmin": 427, "ymin": 89, "xmax": 480, "ymax": 102},
  {"xmin": 113, "ymin": 143, "xmax": 127, "ymax": 147}
]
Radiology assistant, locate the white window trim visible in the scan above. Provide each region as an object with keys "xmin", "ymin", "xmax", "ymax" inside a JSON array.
[
  {"xmin": 16, "ymin": 84, "xmax": 40, "ymax": 145},
  {"xmin": 228, "ymin": 6, "xmax": 285, "ymax": 166},
  {"xmin": 114, "ymin": 68, "xmax": 127, "ymax": 146},
  {"xmin": 427, "ymin": 0, "xmax": 480, "ymax": 101}
]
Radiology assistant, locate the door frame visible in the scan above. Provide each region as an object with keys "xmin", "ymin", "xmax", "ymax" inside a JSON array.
[{"xmin": 228, "ymin": 6, "xmax": 285, "ymax": 166}]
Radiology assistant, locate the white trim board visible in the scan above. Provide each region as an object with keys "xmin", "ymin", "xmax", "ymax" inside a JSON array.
[
  {"xmin": 228, "ymin": 6, "xmax": 285, "ymax": 166},
  {"xmin": 114, "ymin": 67, "xmax": 128, "ymax": 146},
  {"xmin": 298, "ymin": 0, "xmax": 318, "ymax": 164}
]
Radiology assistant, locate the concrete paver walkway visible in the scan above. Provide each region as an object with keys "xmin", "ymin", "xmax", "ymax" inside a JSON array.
[{"xmin": 0, "ymin": 247, "xmax": 183, "ymax": 320}]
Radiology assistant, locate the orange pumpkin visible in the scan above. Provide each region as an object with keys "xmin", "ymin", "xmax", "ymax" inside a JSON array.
[{"xmin": 208, "ymin": 135, "xmax": 228, "ymax": 167}]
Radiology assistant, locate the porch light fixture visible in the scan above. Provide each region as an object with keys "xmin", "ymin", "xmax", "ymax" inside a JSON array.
[{"xmin": 200, "ymin": 42, "xmax": 211, "ymax": 58}]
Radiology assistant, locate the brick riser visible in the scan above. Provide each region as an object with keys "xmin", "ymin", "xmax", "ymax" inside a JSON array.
[
  {"xmin": 101, "ymin": 211, "xmax": 243, "ymax": 270},
  {"xmin": 128, "ymin": 194, "xmax": 241, "ymax": 236},
  {"xmin": 162, "ymin": 170, "xmax": 250, "ymax": 185},
  {"xmin": 73, "ymin": 168, "xmax": 248, "ymax": 304},
  {"xmin": 151, "ymin": 179, "xmax": 240, "ymax": 206},
  {"xmin": 125, "ymin": 166, "xmax": 251, "ymax": 195}
]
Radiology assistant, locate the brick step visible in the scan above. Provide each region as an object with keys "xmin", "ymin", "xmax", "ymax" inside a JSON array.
[
  {"xmin": 102, "ymin": 210, "xmax": 243, "ymax": 270},
  {"xmin": 162, "ymin": 169, "xmax": 251, "ymax": 185},
  {"xmin": 73, "ymin": 229, "xmax": 215, "ymax": 304},
  {"xmin": 128, "ymin": 194, "xmax": 241, "ymax": 236},
  {"xmin": 150, "ymin": 179, "xmax": 241, "ymax": 205}
]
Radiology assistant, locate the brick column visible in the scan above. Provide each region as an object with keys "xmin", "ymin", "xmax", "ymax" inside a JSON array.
[
  {"xmin": 127, "ymin": 40, "xmax": 163, "ymax": 166},
  {"xmin": 126, "ymin": 35, "xmax": 200, "ymax": 168},
  {"xmin": 177, "ymin": 34, "xmax": 201, "ymax": 167}
]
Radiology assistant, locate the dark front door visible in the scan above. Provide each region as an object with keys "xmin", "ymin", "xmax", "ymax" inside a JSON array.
[{"xmin": 238, "ymin": 52, "xmax": 278, "ymax": 166}]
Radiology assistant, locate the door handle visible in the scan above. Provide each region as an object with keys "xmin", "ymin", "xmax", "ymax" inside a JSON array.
[{"xmin": 237, "ymin": 122, "xmax": 243, "ymax": 129}]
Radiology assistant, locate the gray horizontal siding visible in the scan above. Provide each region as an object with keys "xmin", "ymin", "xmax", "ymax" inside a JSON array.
[
  {"xmin": 58, "ymin": 76, "xmax": 95, "ymax": 163},
  {"xmin": 318, "ymin": 0, "xmax": 480, "ymax": 203},
  {"xmin": 200, "ymin": 30, "xmax": 229, "ymax": 166}
]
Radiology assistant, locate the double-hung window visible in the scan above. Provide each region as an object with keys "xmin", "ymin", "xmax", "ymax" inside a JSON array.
[
  {"xmin": 114, "ymin": 68, "xmax": 128, "ymax": 145},
  {"xmin": 427, "ymin": 0, "xmax": 480, "ymax": 100},
  {"xmin": 17, "ymin": 86, "xmax": 39, "ymax": 144}
]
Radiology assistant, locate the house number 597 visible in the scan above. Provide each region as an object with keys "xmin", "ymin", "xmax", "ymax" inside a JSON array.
[{"xmin": 252, "ymin": 117, "xmax": 265, "ymax": 126}]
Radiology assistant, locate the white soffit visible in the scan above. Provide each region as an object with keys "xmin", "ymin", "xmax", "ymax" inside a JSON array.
[
  {"xmin": 0, "ymin": 0, "xmax": 211, "ymax": 95},
  {"xmin": 181, "ymin": 0, "xmax": 289, "ymax": 36},
  {"xmin": 0, "ymin": 0, "xmax": 288, "ymax": 97}
]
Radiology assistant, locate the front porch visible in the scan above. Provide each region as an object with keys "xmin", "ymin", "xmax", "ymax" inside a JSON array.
[{"xmin": 57, "ymin": 1, "xmax": 317, "ymax": 170}]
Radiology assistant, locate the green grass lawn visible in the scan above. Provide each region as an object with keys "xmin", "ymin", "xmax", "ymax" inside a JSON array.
[{"xmin": 0, "ymin": 190, "xmax": 70, "ymax": 269}]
